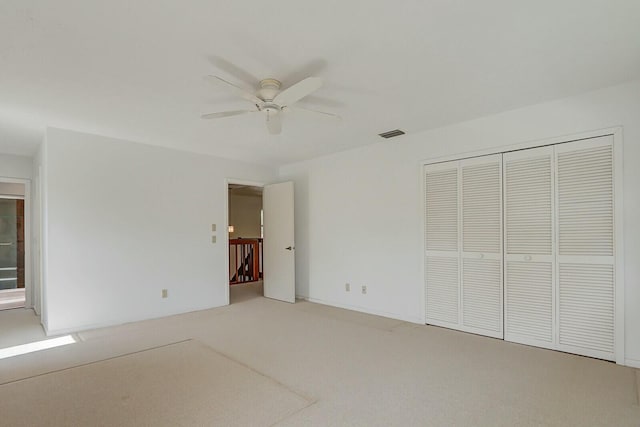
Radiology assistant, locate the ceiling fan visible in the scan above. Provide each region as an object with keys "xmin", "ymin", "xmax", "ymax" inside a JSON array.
[{"xmin": 201, "ymin": 75, "xmax": 340, "ymax": 135}]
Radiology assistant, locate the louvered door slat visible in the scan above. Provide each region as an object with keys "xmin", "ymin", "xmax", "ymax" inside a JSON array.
[
  {"xmin": 462, "ymin": 161, "xmax": 501, "ymax": 254},
  {"xmin": 425, "ymin": 168, "xmax": 458, "ymax": 251},
  {"xmin": 505, "ymin": 262, "xmax": 553, "ymax": 342},
  {"xmin": 426, "ymin": 256, "xmax": 458, "ymax": 324},
  {"xmin": 557, "ymin": 144, "xmax": 614, "ymax": 256},
  {"xmin": 556, "ymin": 137, "xmax": 615, "ymax": 360},
  {"xmin": 462, "ymin": 258, "xmax": 502, "ymax": 332},
  {"xmin": 503, "ymin": 146, "xmax": 554, "ymax": 348},
  {"xmin": 559, "ymin": 264, "xmax": 614, "ymax": 353},
  {"xmin": 505, "ymin": 154, "xmax": 553, "ymax": 255}
]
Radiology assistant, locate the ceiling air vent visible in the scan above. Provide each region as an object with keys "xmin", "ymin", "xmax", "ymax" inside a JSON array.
[{"xmin": 378, "ymin": 129, "xmax": 405, "ymax": 139}]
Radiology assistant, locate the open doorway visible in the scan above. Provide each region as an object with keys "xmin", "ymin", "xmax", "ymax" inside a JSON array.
[
  {"xmin": 0, "ymin": 183, "xmax": 26, "ymax": 311},
  {"xmin": 227, "ymin": 183, "xmax": 264, "ymax": 304}
]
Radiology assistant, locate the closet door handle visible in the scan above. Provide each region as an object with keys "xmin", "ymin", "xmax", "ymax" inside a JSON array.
[
  {"xmin": 0, "ymin": 242, "xmax": 13, "ymax": 246},
  {"xmin": 524, "ymin": 255, "xmax": 532, "ymax": 261}
]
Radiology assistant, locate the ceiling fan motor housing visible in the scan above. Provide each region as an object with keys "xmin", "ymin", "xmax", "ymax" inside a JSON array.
[{"xmin": 258, "ymin": 78, "xmax": 282, "ymax": 102}]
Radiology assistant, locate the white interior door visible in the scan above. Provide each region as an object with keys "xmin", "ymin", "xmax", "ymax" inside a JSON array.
[
  {"xmin": 424, "ymin": 161, "xmax": 460, "ymax": 328},
  {"xmin": 555, "ymin": 136, "xmax": 615, "ymax": 360},
  {"xmin": 263, "ymin": 181, "xmax": 296, "ymax": 303},
  {"xmin": 424, "ymin": 155, "xmax": 503, "ymax": 339},
  {"xmin": 503, "ymin": 146, "xmax": 555, "ymax": 347},
  {"xmin": 460, "ymin": 154, "xmax": 503, "ymax": 338}
]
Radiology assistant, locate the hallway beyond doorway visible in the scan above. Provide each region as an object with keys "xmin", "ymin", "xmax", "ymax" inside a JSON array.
[
  {"xmin": 0, "ymin": 289, "xmax": 26, "ymax": 311},
  {"xmin": 230, "ymin": 281, "xmax": 263, "ymax": 304}
]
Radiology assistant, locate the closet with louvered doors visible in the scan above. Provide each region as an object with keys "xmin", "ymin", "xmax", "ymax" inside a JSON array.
[
  {"xmin": 426, "ymin": 133, "xmax": 620, "ymax": 361},
  {"xmin": 424, "ymin": 154, "xmax": 504, "ymax": 339},
  {"xmin": 502, "ymin": 135, "xmax": 617, "ymax": 360}
]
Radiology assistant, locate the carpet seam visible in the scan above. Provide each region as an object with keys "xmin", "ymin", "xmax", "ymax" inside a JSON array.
[
  {"xmin": 0, "ymin": 338, "xmax": 192, "ymax": 386},
  {"xmin": 195, "ymin": 342, "xmax": 317, "ymax": 404},
  {"xmin": 269, "ymin": 399, "xmax": 319, "ymax": 427}
]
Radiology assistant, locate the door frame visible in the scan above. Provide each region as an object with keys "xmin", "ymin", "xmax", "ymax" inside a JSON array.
[
  {"xmin": 421, "ymin": 126, "xmax": 625, "ymax": 365},
  {"xmin": 0, "ymin": 177, "xmax": 32, "ymax": 310},
  {"xmin": 223, "ymin": 178, "xmax": 265, "ymax": 305}
]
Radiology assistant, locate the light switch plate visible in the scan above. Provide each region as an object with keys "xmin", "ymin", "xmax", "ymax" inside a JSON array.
[
  {"xmin": 212, "ymin": 224, "xmax": 216, "ymax": 232},
  {"xmin": 212, "ymin": 235, "xmax": 217, "ymax": 243}
]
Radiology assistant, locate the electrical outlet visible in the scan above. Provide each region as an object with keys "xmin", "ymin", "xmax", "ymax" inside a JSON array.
[
  {"xmin": 345, "ymin": 283, "xmax": 350, "ymax": 292},
  {"xmin": 162, "ymin": 289, "xmax": 168, "ymax": 298},
  {"xmin": 361, "ymin": 285, "xmax": 367, "ymax": 295}
]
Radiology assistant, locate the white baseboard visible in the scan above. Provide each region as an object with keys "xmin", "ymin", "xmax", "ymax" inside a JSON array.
[
  {"xmin": 625, "ymin": 358, "xmax": 640, "ymax": 369},
  {"xmin": 43, "ymin": 304, "xmax": 225, "ymax": 337},
  {"xmin": 301, "ymin": 296, "xmax": 423, "ymax": 324},
  {"xmin": 44, "ymin": 322, "xmax": 106, "ymax": 338}
]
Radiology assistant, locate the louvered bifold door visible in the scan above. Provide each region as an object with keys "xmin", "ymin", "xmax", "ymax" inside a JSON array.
[
  {"xmin": 555, "ymin": 136, "xmax": 616, "ymax": 361},
  {"xmin": 424, "ymin": 161, "xmax": 460, "ymax": 329},
  {"xmin": 460, "ymin": 155, "xmax": 503, "ymax": 338},
  {"xmin": 503, "ymin": 147, "xmax": 555, "ymax": 348}
]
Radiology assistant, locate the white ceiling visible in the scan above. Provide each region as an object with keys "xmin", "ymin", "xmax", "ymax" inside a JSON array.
[{"xmin": 1, "ymin": 1, "xmax": 639, "ymax": 166}]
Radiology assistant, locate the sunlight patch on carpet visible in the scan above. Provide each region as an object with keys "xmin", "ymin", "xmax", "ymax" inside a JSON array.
[{"xmin": 0, "ymin": 335, "xmax": 76, "ymax": 360}]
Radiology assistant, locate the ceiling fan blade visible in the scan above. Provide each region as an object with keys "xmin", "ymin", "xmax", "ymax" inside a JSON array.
[
  {"xmin": 201, "ymin": 110, "xmax": 255, "ymax": 119},
  {"xmin": 207, "ymin": 55, "xmax": 259, "ymax": 87},
  {"xmin": 298, "ymin": 95, "xmax": 345, "ymax": 108},
  {"xmin": 290, "ymin": 106, "xmax": 341, "ymax": 120},
  {"xmin": 273, "ymin": 77, "xmax": 323, "ymax": 106},
  {"xmin": 204, "ymin": 76, "xmax": 263, "ymax": 104},
  {"xmin": 266, "ymin": 111, "xmax": 282, "ymax": 135}
]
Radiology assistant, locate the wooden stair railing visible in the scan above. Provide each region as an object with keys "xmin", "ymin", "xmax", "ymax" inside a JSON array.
[{"xmin": 229, "ymin": 238, "xmax": 263, "ymax": 285}]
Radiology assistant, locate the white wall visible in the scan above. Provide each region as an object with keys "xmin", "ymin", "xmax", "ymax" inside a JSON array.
[
  {"xmin": 280, "ymin": 79, "xmax": 640, "ymax": 367},
  {"xmin": 41, "ymin": 127, "xmax": 277, "ymax": 334},
  {"xmin": 32, "ymin": 141, "xmax": 45, "ymax": 319},
  {"xmin": 229, "ymin": 194, "xmax": 262, "ymax": 239},
  {"xmin": 0, "ymin": 153, "xmax": 32, "ymax": 179}
]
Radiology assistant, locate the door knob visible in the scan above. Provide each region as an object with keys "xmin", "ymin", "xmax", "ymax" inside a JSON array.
[{"xmin": 285, "ymin": 246, "xmax": 294, "ymax": 251}]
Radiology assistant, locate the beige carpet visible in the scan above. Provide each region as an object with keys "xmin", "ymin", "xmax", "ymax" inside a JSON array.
[
  {"xmin": 229, "ymin": 280, "xmax": 263, "ymax": 304},
  {"xmin": 0, "ymin": 340, "xmax": 312, "ymax": 427},
  {"xmin": 0, "ymin": 308, "xmax": 44, "ymax": 349},
  {"xmin": 0, "ymin": 286, "xmax": 638, "ymax": 426},
  {"xmin": 0, "ymin": 288, "xmax": 25, "ymax": 311}
]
